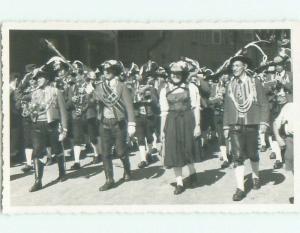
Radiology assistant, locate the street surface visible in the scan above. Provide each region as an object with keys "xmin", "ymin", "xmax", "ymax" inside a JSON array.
[{"xmin": 10, "ymin": 148, "xmax": 293, "ymax": 206}]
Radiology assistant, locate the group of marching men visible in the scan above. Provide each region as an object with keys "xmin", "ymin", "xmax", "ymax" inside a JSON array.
[{"xmin": 9, "ymin": 48, "xmax": 294, "ymax": 201}]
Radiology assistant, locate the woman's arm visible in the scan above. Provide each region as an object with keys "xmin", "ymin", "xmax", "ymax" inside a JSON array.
[
  {"xmin": 189, "ymin": 83, "xmax": 201, "ymax": 137},
  {"xmin": 159, "ymin": 87, "xmax": 169, "ymax": 140}
]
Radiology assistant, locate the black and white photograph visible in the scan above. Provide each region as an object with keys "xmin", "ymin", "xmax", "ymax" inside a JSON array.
[{"xmin": 1, "ymin": 23, "xmax": 298, "ymax": 212}]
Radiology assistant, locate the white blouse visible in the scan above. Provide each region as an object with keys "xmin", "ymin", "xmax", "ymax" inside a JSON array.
[{"xmin": 159, "ymin": 82, "xmax": 201, "ymax": 117}]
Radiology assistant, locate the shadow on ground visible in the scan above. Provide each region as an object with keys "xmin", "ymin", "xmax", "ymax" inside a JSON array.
[
  {"xmin": 130, "ymin": 165, "xmax": 166, "ymax": 181},
  {"xmin": 169, "ymin": 168, "xmax": 226, "ymax": 189},
  {"xmin": 10, "ymin": 171, "xmax": 34, "ymax": 181},
  {"xmin": 244, "ymin": 168, "xmax": 286, "ymax": 195},
  {"xmin": 66, "ymin": 164, "xmax": 103, "ymax": 179}
]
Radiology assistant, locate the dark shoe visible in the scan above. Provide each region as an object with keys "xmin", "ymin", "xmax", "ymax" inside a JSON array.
[
  {"xmin": 151, "ymin": 148, "xmax": 158, "ymax": 154},
  {"xmin": 22, "ymin": 164, "xmax": 33, "ymax": 173},
  {"xmin": 29, "ymin": 180, "xmax": 42, "ymax": 192},
  {"xmin": 92, "ymin": 156, "xmax": 101, "ymax": 164},
  {"xmin": 252, "ymin": 178, "xmax": 261, "ymax": 190},
  {"xmin": 187, "ymin": 173, "xmax": 198, "ymax": 188},
  {"xmin": 269, "ymin": 152, "xmax": 276, "ymax": 160},
  {"xmin": 260, "ymin": 145, "xmax": 267, "ymax": 152},
  {"xmin": 57, "ymin": 155, "xmax": 66, "ymax": 180},
  {"xmin": 120, "ymin": 156, "xmax": 131, "ymax": 181},
  {"xmin": 99, "ymin": 180, "xmax": 115, "ymax": 191},
  {"xmin": 174, "ymin": 185, "xmax": 185, "ymax": 195},
  {"xmin": 138, "ymin": 161, "xmax": 148, "ymax": 169},
  {"xmin": 29, "ymin": 159, "xmax": 44, "ymax": 192},
  {"xmin": 146, "ymin": 152, "xmax": 153, "ymax": 163},
  {"xmin": 132, "ymin": 140, "xmax": 139, "ymax": 152},
  {"xmin": 70, "ymin": 162, "xmax": 81, "ymax": 170},
  {"xmin": 232, "ymin": 188, "xmax": 246, "ymax": 201},
  {"xmin": 289, "ymin": 197, "xmax": 294, "ymax": 204},
  {"xmin": 273, "ymin": 160, "xmax": 283, "ymax": 169},
  {"xmin": 221, "ymin": 160, "xmax": 230, "ymax": 169},
  {"xmin": 55, "ymin": 175, "xmax": 67, "ymax": 182},
  {"xmin": 100, "ymin": 156, "xmax": 115, "ymax": 191},
  {"xmin": 123, "ymin": 172, "xmax": 131, "ymax": 181}
]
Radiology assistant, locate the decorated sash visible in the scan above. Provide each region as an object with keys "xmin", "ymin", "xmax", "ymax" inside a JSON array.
[{"xmin": 95, "ymin": 81, "xmax": 126, "ymax": 118}]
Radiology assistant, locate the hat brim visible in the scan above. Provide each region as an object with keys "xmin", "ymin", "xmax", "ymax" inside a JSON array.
[
  {"xmin": 229, "ymin": 56, "xmax": 252, "ymax": 68},
  {"xmin": 32, "ymin": 70, "xmax": 53, "ymax": 81}
]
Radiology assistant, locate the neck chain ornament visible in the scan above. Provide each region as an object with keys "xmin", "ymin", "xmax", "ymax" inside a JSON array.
[
  {"xmin": 29, "ymin": 86, "xmax": 57, "ymax": 122},
  {"xmin": 228, "ymin": 76, "xmax": 257, "ymax": 114}
]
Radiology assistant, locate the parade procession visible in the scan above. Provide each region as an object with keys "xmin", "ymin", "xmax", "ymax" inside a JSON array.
[{"xmin": 8, "ymin": 29, "xmax": 294, "ymax": 205}]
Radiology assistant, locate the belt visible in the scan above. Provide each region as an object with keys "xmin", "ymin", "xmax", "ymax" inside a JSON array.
[{"xmin": 102, "ymin": 117, "xmax": 125, "ymax": 125}]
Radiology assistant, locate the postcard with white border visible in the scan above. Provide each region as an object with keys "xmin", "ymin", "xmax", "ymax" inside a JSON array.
[{"xmin": 2, "ymin": 22, "xmax": 300, "ymax": 213}]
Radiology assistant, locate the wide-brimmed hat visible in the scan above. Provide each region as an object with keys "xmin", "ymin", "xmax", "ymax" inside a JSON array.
[
  {"xmin": 32, "ymin": 69, "xmax": 49, "ymax": 80},
  {"xmin": 180, "ymin": 57, "xmax": 200, "ymax": 73},
  {"xmin": 127, "ymin": 62, "xmax": 140, "ymax": 76},
  {"xmin": 140, "ymin": 60, "xmax": 159, "ymax": 78},
  {"xmin": 101, "ymin": 60, "xmax": 124, "ymax": 76},
  {"xmin": 46, "ymin": 56, "xmax": 69, "ymax": 71},
  {"xmin": 156, "ymin": 66, "xmax": 168, "ymax": 79},
  {"xmin": 169, "ymin": 60, "xmax": 189, "ymax": 73},
  {"xmin": 229, "ymin": 55, "xmax": 252, "ymax": 68},
  {"xmin": 73, "ymin": 60, "xmax": 84, "ymax": 70}
]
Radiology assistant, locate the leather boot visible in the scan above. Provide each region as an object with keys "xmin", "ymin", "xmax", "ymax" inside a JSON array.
[
  {"xmin": 121, "ymin": 155, "xmax": 131, "ymax": 181},
  {"xmin": 56, "ymin": 154, "xmax": 67, "ymax": 182},
  {"xmin": 29, "ymin": 158, "xmax": 44, "ymax": 192},
  {"xmin": 99, "ymin": 156, "xmax": 115, "ymax": 191}
]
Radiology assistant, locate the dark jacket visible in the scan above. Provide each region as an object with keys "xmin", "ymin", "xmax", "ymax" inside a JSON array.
[
  {"xmin": 223, "ymin": 75, "xmax": 269, "ymax": 128},
  {"xmin": 94, "ymin": 80, "xmax": 135, "ymax": 123},
  {"xmin": 66, "ymin": 84, "xmax": 97, "ymax": 119}
]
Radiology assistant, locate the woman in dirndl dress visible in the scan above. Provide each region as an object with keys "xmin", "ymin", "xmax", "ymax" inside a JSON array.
[{"xmin": 160, "ymin": 61, "xmax": 201, "ymax": 195}]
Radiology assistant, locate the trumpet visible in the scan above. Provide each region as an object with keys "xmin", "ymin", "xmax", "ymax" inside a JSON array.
[
  {"xmin": 72, "ymin": 78, "xmax": 89, "ymax": 117},
  {"xmin": 133, "ymin": 84, "xmax": 153, "ymax": 103}
]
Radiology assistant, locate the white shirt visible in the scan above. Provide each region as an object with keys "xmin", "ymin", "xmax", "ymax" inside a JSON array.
[
  {"xmin": 159, "ymin": 82, "xmax": 201, "ymax": 117},
  {"xmin": 274, "ymin": 102, "xmax": 294, "ymax": 135}
]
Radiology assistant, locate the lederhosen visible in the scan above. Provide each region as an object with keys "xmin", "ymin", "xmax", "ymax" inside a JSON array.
[
  {"xmin": 209, "ymin": 82, "xmax": 228, "ymax": 148},
  {"xmin": 134, "ymin": 86, "xmax": 159, "ymax": 146},
  {"xmin": 67, "ymin": 79, "xmax": 98, "ymax": 146}
]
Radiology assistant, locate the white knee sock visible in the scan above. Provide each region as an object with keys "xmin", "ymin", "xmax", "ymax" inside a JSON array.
[
  {"xmin": 260, "ymin": 133, "xmax": 266, "ymax": 147},
  {"xmin": 46, "ymin": 147, "xmax": 52, "ymax": 159},
  {"xmin": 91, "ymin": 143, "xmax": 99, "ymax": 157},
  {"xmin": 235, "ymin": 165, "xmax": 245, "ymax": 191},
  {"xmin": 74, "ymin": 146, "xmax": 81, "ymax": 163},
  {"xmin": 173, "ymin": 167, "xmax": 183, "ymax": 186},
  {"xmin": 250, "ymin": 161, "xmax": 260, "ymax": 179},
  {"xmin": 139, "ymin": 145, "xmax": 147, "ymax": 162},
  {"xmin": 187, "ymin": 163, "xmax": 196, "ymax": 175},
  {"xmin": 147, "ymin": 143, "xmax": 153, "ymax": 153},
  {"xmin": 96, "ymin": 137, "xmax": 102, "ymax": 155},
  {"xmin": 271, "ymin": 140, "xmax": 282, "ymax": 162},
  {"xmin": 220, "ymin": 146, "xmax": 228, "ymax": 161},
  {"xmin": 25, "ymin": 148, "xmax": 33, "ymax": 166}
]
